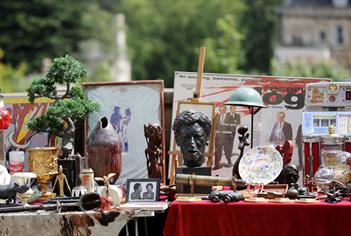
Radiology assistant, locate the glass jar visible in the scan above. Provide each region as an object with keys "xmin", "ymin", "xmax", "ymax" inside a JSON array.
[{"xmin": 320, "ymin": 136, "xmax": 343, "ymax": 168}]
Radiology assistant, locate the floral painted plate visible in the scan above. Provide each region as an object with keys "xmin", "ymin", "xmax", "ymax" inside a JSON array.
[{"xmin": 239, "ymin": 146, "xmax": 283, "ymax": 185}]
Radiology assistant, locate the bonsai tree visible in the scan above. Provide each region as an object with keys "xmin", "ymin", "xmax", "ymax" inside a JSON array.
[{"xmin": 27, "ymin": 55, "xmax": 99, "ymax": 157}]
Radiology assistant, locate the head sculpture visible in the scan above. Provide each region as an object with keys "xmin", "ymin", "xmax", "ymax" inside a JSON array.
[
  {"xmin": 283, "ymin": 163, "xmax": 299, "ymax": 185},
  {"xmin": 173, "ymin": 110, "xmax": 211, "ymax": 167}
]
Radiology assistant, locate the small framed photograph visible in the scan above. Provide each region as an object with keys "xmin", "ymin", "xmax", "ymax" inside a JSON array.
[{"xmin": 126, "ymin": 178, "xmax": 160, "ymax": 202}]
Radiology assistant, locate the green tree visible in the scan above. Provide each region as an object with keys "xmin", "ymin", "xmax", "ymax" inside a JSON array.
[
  {"xmin": 272, "ymin": 59, "xmax": 349, "ymax": 81},
  {"xmin": 203, "ymin": 15, "xmax": 243, "ymax": 74},
  {"xmin": 239, "ymin": 0, "xmax": 282, "ymax": 74},
  {"xmin": 0, "ymin": 49, "xmax": 28, "ymax": 92},
  {"xmin": 27, "ymin": 55, "xmax": 100, "ymax": 150},
  {"xmin": 120, "ymin": 0, "xmax": 243, "ymax": 87},
  {"xmin": 0, "ymin": 0, "xmax": 117, "ymax": 75}
]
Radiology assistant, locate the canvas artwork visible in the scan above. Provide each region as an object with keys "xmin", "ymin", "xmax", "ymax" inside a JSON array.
[
  {"xmin": 83, "ymin": 81, "xmax": 165, "ymax": 184},
  {"xmin": 0, "ymin": 95, "xmax": 54, "ymax": 171}
]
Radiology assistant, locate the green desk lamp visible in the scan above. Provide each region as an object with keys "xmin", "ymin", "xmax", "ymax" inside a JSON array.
[{"xmin": 224, "ymin": 87, "xmax": 267, "ymax": 148}]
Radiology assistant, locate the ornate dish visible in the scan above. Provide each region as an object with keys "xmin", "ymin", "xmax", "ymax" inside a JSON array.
[{"xmin": 239, "ymin": 146, "xmax": 283, "ymax": 185}]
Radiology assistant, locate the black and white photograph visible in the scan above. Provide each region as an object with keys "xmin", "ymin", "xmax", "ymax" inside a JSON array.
[{"xmin": 126, "ymin": 178, "xmax": 160, "ymax": 202}]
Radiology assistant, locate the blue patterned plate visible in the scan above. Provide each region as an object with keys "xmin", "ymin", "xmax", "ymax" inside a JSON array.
[{"xmin": 239, "ymin": 146, "xmax": 283, "ymax": 185}]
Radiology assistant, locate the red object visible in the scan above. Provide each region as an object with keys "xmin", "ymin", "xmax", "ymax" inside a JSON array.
[
  {"xmin": 329, "ymin": 95, "xmax": 336, "ymax": 102},
  {"xmin": 345, "ymin": 141, "xmax": 351, "ymax": 153},
  {"xmin": 164, "ymin": 200, "xmax": 351, "ymax": 236},
  {"xmin": 275, "ymin": 140, "xmax": 293, "ymax": 165},
  {"xmin": 0, "ymin": 107, "xmax": 10, "ymax": 130},
  {"xmin": 99, "ymin": 196, "xmax": 112, "ymax": 210},
  {"xmin": 304, "ymin": 141, "xmax": 321, "ymax": 177}
]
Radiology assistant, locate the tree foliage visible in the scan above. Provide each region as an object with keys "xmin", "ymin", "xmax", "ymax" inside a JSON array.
[
  {"xmin": 272, "ymin": 59, "xmax": 349, "ymax": 81},
  {"xmin": 0, "ymin": 0, "xmax": 92, "ymax": 72},
  {"xmin": 203, "ymin": 15, "xmax": 243, "ymax": 74},
  {"xmin": 0, "ymin": 0, "xmax": 289, "ymax": 87},
  {"xmin": 120, "ymin": 0, "xmax": 243, "ymax": 87},
  {"xmin": 27, "ymin": 55, "xmax": 100, "ymax": 141},
  {"xmin": 0, "ymin": 49, "xmax": 28, "ymax": 92},
  {"xmin": 239, "ymin": 0, "xmax": 282, "ymax": 74}
]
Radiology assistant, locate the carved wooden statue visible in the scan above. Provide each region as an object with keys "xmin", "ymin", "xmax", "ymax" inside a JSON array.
[
  {"xmin": 232, "ymin": 126, "xmax": 250, "ymax": 179},
  {"xmin": 53, "ymin": 165, "xmax": 71, "ymax": 197},
  {"xmin": 144, "ymin": 123, "xmax": 163, "ymax": 178}
]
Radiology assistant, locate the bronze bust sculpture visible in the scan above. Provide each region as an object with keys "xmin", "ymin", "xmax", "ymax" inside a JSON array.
[{"xmin": 173, "ymin": 110, "xmax": 211, "ymax": 168}]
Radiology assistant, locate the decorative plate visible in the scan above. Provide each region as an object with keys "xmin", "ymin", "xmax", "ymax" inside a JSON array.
[{"xmin": 239, "ymin": 146, "xmax": 283, "ymax": 185}]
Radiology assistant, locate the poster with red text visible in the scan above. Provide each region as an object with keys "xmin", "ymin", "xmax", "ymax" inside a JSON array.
[{"xmin": 171, "ymin": 72, "xmax": 330, "ymax": 178}]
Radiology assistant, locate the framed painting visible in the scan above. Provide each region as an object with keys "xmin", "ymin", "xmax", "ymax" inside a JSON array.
[{"xmin": 83, "ymin": 81, "xmax": 165, "ymax": 184}]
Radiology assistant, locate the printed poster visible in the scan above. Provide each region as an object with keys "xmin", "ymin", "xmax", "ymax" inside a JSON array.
[{"xmin": 171, "ymin": 72, "xmax": 330, "ymax": 177}]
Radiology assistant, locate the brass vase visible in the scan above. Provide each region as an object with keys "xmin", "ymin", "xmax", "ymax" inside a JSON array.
[{"xmin": 28, "ymin": 147, "xmax": 58, "ymax": 200}]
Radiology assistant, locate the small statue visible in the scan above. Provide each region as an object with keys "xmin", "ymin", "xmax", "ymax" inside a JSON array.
[
  {"xmin": 95, "ymin": 173, "xmax": 120, "ymax": 206},
  {"xmin": 53, "ymin": 165, "xmax": 71, "ymax": 197},
  {"xmin": 173, "ymin": 110, "xmax": 211, "ymax": 167},
  {"xmin": 144, "ymin": 123, "xmax": 163, "ymax": 178},
  {"xmin": 275, "ymin": 163, "xmax": 299, "ymax": 185},
  {"xmin": 232, "ymin": 126, "xmax": 250, "ymax": 179},
  {"xmin": 0, "ymin": 183, "xmax": 29, "ymax": 204}
]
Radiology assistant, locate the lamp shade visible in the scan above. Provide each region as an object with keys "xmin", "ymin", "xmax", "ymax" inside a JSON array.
[{"xmin": 224, "ymin": 87, "xmax": 267, "ymax": 108}]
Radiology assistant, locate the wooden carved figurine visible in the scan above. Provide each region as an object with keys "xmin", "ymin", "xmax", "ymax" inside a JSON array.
[
  {"xmin": 232, "ymin": 126, "xmax": 250, "ymax": 179},
  {"xmin": 144, "ymin": 123, "xmax": 163, "ymax": 178},
  {"xmin": 53, "ymin": 165, "xmax": 71, "ymax": 197}
]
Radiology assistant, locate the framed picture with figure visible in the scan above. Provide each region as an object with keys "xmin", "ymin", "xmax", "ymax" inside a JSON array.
[
  {"xmin": 83, "ymin": 81, "xmax": 165, "ymax": 184},
  {"xmin": 126, "ymin": 178, "xmax": 160, "ymax": 202}
]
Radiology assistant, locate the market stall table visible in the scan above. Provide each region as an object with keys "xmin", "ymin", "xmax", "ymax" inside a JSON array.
[{"xmin": 164, "ymin": 200, "xmax": 351, "ymax": 236}]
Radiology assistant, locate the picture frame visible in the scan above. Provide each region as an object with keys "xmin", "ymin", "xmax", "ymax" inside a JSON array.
[
  {"xmin": 172, "ymin": 100, "xmax": 216, "ymax": 164},
  {"xmin": 126, "ymin": 178, "xmax": 160, "ymax": 202},
  {"xmin": 83, "ymin": 81, "xmax": 166, "ymax": 184}
]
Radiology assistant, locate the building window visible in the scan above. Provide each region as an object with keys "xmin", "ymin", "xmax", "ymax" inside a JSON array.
[
  {"xmin": 292, "ymin": 35, "xmax": 303, "ymax": 46},
  {"xmin": 334, "ymin": 25, "xmax": 345, "ymax": 47},
  {"xmin": 320, "ymin": 31, "xmax": 326, "ymax": 44}
]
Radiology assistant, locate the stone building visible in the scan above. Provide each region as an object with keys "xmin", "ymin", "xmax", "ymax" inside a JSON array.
[{"xmin": 276, "ymin": 0, "xmax": 351, "ymax": 69}]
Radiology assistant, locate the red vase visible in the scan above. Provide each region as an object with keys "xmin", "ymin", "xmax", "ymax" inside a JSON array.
[
  {"xmin": 0, "ymin": 104, "xmax": 10, "ymax": 130},
  {"xmin": 87, "ymin": 117, "xmax": 123, "ymax": 180}
]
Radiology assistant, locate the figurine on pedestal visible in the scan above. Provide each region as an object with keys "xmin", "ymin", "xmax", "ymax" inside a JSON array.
[
  {"xmin": 144, "ymin": 123, "xmax": 163, "ymax": 178},
  {"xmin": 53, "ymin": 165, "xmax": 71, "ymax": 197},
  {"xmin": 232, "ymin": 126, "xmax": 250, "ymax": 179},
  {"xmin": 173, "ymin": 110, "xmax": 212, "ymax": 194}
]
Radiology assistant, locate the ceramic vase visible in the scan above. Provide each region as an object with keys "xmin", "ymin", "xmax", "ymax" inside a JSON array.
[{"xmin": 87, "ymin": 117, "xmax": 123, "ymax": 179}]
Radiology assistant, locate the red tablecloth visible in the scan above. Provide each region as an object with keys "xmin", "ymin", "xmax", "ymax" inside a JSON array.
[{"xmin": 164, "ymin": 200, "xmax": 351, "ymax": 236}]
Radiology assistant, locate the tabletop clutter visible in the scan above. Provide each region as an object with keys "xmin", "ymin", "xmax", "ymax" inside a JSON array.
[
  {"xmin": 0, "ymin": 50, "xmax": 351, "ymax": 236},
  {"xmin": 0, "ymin": 55, "xmax": 169, "ymax": 217}
]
